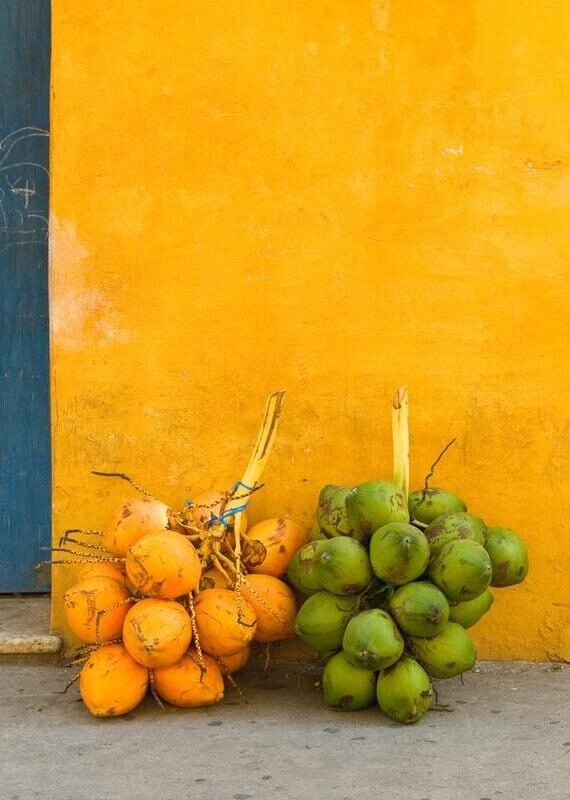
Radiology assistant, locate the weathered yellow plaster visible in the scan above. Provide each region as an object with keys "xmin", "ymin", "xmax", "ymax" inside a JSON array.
[{"xmin": 50, "ymin": 1, "xmax": 570, "ymax": 660}]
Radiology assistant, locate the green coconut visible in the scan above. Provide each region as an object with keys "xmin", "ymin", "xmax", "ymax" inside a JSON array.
[
  {"xmin": 425, "ymin": 512, "xmax": 487, "ymax": 558},
  {"xmin": 315, "ymin": 537, "xmax": 373, "ymax": 595},
  {"xmin": 322, "ymin": 651, "xmax": 377, "ymax": 711},
  {"xmin": 409, "ymin": 621, "xmax": 477, "ymax": 679},
  {"xmin": 484, "ymin": 526, "xmax": 529, "ymax": 587},
  {"xmin": 286, "ymin": 541, "xmax": 326, "ymax": 596},
  {"xmin": 389, "ymin": 581, "xmax": 450, "ymax": 638},
  {"xmin": 449, "ymin": 591, "xmax": 494, "ymax": 629},
  {"xmin": 369, "ymin": 523, "xmax": 430, "ymax": 586},
  {"xmin": 345, "ymin": 480, "xmax": 409, "ymax": 541},
  {"xmin": 316, "ymin": 485, "xmax": 355, "ymax": 538},
  {"xmin": 408, "ymin": 488, "xmax": 467, "ymax": 525},
  {"xmin": 342, "ymin": 609, "xmax": 404, "ymax": 670},
  {"xmin": 428, "ymin": 539, "xmax": 492, "ymax": 604},
  {"xmin": 308, "ymin": 526, "xmax": 328, "ymax": 542},
  {"xmin": 294, "ymin": 591, "xmax": 358, "ymax": 652},
  {"xmin": 376, "ymin": 656, "xmax": 434, "ymax": 724}
]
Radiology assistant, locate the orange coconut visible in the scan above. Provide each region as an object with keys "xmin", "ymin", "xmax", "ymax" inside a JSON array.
[
  {"xmin": 64, "ymin": 576, "xmax": 132, "ymax": 644},
  {"xmin": 102, "ymin": 497, "xmax": 171, "ymax": 556},
  {"xmin": 194, "ymin": 588, "xmax": 257, "ymax": 656},
  {"xmin": 153, "ymin": 650, "xmax": 224, "ymax": 708},
  {"xmin": 125, "ymin": 531, "xmax": 201, "ymax": 599},
  {"xmin": 241, "ymin": 575, "xmax": 297, "ymax": 642},
  {"xmin": 80, "ymin": 643, "xmax": 148, "ymax": 718},
  {"xmin": 198, "ymin": 566, "xmax": 233, "ymax": 592},
  {"xmin": 77, "ymin": 562, "xmax": 126, "ymax": 584},
  {"xmin": 217, "ymin": 644, "xmax": 251, "ymax": 674},
  {"xmin": 188, "ymin": 490, "xmax": 248, "ymax": 531},
  {"xmin": 123, "ymin": 598, "xmax": 192, "ymax": 668},
  {"xmin": 247, "ymin": 518, "xmax": 308, "ymax": 577}
]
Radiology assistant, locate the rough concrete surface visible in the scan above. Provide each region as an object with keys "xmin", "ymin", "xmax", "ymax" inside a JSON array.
[
  {"xmin": 0, "ymin": 595, "xmax": 61, "ymax": 656},
  {"xmin": 0, "ymin": 661, "xmax": 569, "ymax": 800},
  {"xmin": 0, "ymin": 596, "xmax": 52, "ymax": 636}
]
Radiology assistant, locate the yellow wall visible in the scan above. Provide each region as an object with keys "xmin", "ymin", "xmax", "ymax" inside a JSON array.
[{"xmin": 50, "ymin": 1, "xmax": 570, "ymax": 661}]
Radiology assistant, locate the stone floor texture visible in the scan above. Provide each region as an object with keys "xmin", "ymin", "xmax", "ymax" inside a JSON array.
[{"xmin": 0, "ymin": 660, "xmax": 568, "ymax": 800}]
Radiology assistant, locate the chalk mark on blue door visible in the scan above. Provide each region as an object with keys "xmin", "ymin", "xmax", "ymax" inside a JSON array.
[{"xmin": 0, "ymin": 127, "xmax": 49, "ymax": 252}]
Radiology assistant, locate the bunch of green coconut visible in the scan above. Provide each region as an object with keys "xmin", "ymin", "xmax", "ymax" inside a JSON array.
[{"xmin": 287, "ymin": 389, "xmax": 529, "ymax": 724}]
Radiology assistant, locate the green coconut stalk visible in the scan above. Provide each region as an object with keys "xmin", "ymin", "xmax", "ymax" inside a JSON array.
[{"xmin": 392, "ymin": 386, "xmax": 410, "ymax": 502}]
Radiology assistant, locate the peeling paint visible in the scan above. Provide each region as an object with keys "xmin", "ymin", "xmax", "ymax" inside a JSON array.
[
  {"xmin": 49, "ymin": 216, "xmax": 130, "ymax": 349},
  {"xmin": 442, "ymin": 145, "xmax": 464, "ymax": 156}
]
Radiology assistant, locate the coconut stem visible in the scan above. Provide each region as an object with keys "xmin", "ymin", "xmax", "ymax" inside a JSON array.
[
  {"xmin": 226, "ymin": 391, "xmax": 285, "ymax": 624},
  {"xmin": 392, "ymin": 386, "xmax": 410, "ymax": 501},
  {"xmin": 423, "ymin": 438, "xmax": 457, "ymax": 490},
  {"xmin": 227, "ymin": 390, "xmax": 286, "ymax": 532},
  {"xmin": 62, "ymin": 671, "xmax": 81, "ymax": 694},
  {"xmin": 59, "ymin": 529, "xmax": 103, "ymax": 547},
  {"xmin": 91, "ymin": 471, "xmax": 155, "ymax": 499},
  {"xmin": 149, "ymin": 670, "xmax": 165, "ymax": 710}
]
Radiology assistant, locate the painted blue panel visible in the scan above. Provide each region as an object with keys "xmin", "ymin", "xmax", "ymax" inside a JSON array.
[{"xmin": 0, "ymin": 1, "xmax": 51, "ymax": 591}]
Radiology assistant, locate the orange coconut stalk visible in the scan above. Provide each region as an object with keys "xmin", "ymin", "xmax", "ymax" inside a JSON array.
[
  {"xmin": 216, "ymin": 392, "xmax": 286, "ymax": 636},
  {"xmin": 79, "ymin": 643, "xmax": 149, "ymax": 718},
  {"xmin": 64, "ymin": 576, "xmax": 132, "ymax": 644},
  {"xmin": 125, "ymin": 531, "xmax": 201, "ymax": 599},
  {"xmin": 153, "ymin": 650, "xmax": 224, "ymax": 708},
  {"xmin": 241, "ymin": 574, "xmax": 297, "ymax": 642},
  {"xmin": 246, "ymin": 518, "xmax": 308, "ymax": 577},
  {"xmin": 194, "ymin": 588, "xmax": 257, "ymax": 657},
  {"xmin": 123, "ymin": 598, "xmax": 192, "ymax": 668},
  {"xmin": 188, "ymin": 489, "xmax": 249, "ymax": 533}
]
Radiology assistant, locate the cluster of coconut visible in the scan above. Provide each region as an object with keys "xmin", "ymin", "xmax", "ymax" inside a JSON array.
[
  {"xmin": 60, "ymin": 486, "xmax": 306, "ymax": 718},
  {"xmin": 289, "ymin": 480, "xmax": 529, "ymax": 724}
]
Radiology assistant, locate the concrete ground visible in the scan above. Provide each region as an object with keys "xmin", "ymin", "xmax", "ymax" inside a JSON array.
[
  {"xmin": 0, "ymin": 660, "xmax": 568, "ymax": 800},
  {"xmin": 0, "ymin": 596, "xmax": 61, "ymax": 656}
]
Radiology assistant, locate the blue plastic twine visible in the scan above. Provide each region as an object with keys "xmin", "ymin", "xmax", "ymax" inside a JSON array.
[
  {"xmin": 206, "ymin": 503, "xmax": 249, "ymax": 528},
  {"xmin": 232, "ymin": 480, "xmax": 255, "ymax": 492}
]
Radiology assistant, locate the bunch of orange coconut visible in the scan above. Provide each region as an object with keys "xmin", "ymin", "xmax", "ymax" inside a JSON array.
[{"xmin": 53, "ymin": 392, "xmax": 309, "ymax": 718}]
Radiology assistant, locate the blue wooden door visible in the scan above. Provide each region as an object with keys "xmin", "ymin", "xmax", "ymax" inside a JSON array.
[{"xmin": 0, "ymin": 1, "xmax": 51, "ymax": 591}]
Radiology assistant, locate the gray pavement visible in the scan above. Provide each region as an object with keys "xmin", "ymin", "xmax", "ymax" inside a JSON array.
[{"xmin": 0, "ymin": 661, "xmax": 569, "ymax": 800}]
